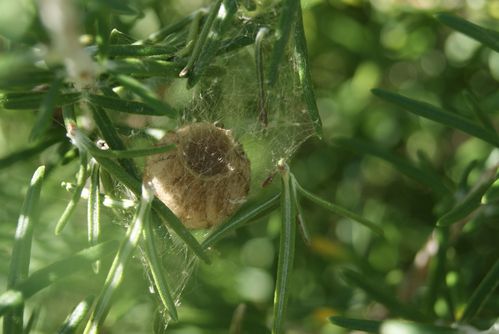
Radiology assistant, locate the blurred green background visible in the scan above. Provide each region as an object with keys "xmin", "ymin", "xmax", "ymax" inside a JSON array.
[{"xmin": 1, "ymin": 0, "xmax": 499, "ymax": 333}]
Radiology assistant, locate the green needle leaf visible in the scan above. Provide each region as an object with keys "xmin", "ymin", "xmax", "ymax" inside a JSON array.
[
  {"xmin": 96, "ymin": 13, "xmax": 111, "ymax": 57},
  {"xmin": 90, "ymin": 105, "xmax": 138, "ymax": 178},
  {"xmin": 105, "ymin": 44, "xmax": 177, "ymax": 57},
  {"xmin": 151, "ymin": 200, "xmax": 211, "ymax": 263},
  {"xmin": 342, "ymin": 269, "xmax": 428, "ymax": 322},
  {"xmin": 457, "ymin": 159, "xmax": 479, "ymax": 191},
  {"xmin": 87, "ymin": 94, "xmax": 171, "ymax": 116},
  {"xmin": 293, "ymin": 5, "xmax": 323, "ymax": 139},
  {"xmin": 460, "ymin": 258, "xmax": 499, "ymax": 322},
  {"xmin": 1, "ymin": 92, "xmax": 80, "ymax": 110},
  {"xmin": 113, "ymin": 74, "xmax": 177, "ymax": 118},
  {"xmin": 109, "ymin": 59, "xmax": 183, "ymax": 77},
  {"xmin": 255, "ymin": 27, "xmax": 270, "ymax": 127},
  {"xmin": 372, "ymin": 89, "xmax": 499, "ymax": 147},
  {"xmin": 55, "ymin": 152, "xmax": 89, "ymax": 234},
  {"xmin": 179, "ymin": 0, "xmax": 223, "ymax": 78},
  {"xmin": 425, "ymin": 227, "xmax": 450, "ymax": 316},
  {"xmin": 60, "ymin": 181, "xmax": 136, "ymax": 209},
  {"xmin": 175, "ymin": 9, "xmax": 204, "ymax": 58},
  {"xmin": 66, "ymin": 130, "xmax": 174, "ymax": 159},
  {"xmin": 0, "ymin": 70, "xmax": 54, "ymax": 91},
  {"xmin": 109, "ymin": 29, "xmax": 136, "ymax": 44},
  {"xmin": 290, "ymin": 174, "xmax": 311, "ymax": 245},
  {"xmin": 295, "ymin": 179, "xmax": 383, "ymax": 236},
  {"xmin": 268, "ymin": 0, "xmax": 299, "ymax": 86},
  {"xmin": 436, "ymin": 13, "xmax": 499, "ymax": 53},
  {"xmin": 218, "ymin": 36, "xmax": 254, "ymax": 55},
  {"xmin": 273, "ymin": 162, "xmax": 297, "ymax": 334},
  {"xmin": 0, "ymin": 291, "xmax": 23, "ymax": 318},
  {"xmin": 437, "ymin": 170, "xmax": 497, "ymax": 227},
  {"xmin": 84, "ymin": 184, "xmax": 153, "ymax": 334},
  {"xmin": 202, "ymin": 193, "xmax": 280, "ymax": 249},
  {"xmin": 142, "ymin": 216, "xmax": 178, "ymax": 321},
  {"xmin": 88, "ymin": 161, "xmax": 101, "ymax": 248},
  {"xmin": 329, "ymin": 316, "xmax": 381, "ymax": 333},
  {"xmin": 187, "ymin": 0, "xmax": 238, "ymax": 87},
  {"xmin": 482, "ymin": 178, "xmax": 499, "ymax": 204},
  {"xmin": 29, "ymin": 79, "xmax": 63, "ymax": 141},
  {"xmin": 24, "ymin": 309, "xmax": 38, "ymax": 334},
  {"xmin": 462, "ymin": 91, "xmax": 496, "ymax": 134},
  {"xmin": 4, "ymin": 165, "xmax": 45, "ymax": 333},
  {"xmin": 143, "ymin": 10, "xmax": 203, "ymax": 44},
  {"xmin": 58, "ymin": 296, "xmax": 94, "ymax": 334}
]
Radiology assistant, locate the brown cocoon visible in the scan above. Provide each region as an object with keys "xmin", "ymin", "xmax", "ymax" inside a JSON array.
[{"xmin": 144, "ymin": 122, "xmax": 250, "ymax": 229}]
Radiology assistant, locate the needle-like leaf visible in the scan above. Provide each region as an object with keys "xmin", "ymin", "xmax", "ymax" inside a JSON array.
[
  {"xmin": 87, "ymin": 94, "xmax": 170, "ymax": 116},
  {"xmin": 84, "ymin": 184, "xmax": 153, "ymax": 334},
  {"xmin": 437, "ymin": 170, "xmax": 497, "ymax": 227},
  {"xmin": 290, "ymin": 174, "xmax": 311, "ymax": 245},
  {"xmin": 58, "ymin": 296, "xmax": 95, "ymax": 334},
  {"xmin": 29, "ymin": 79, "xmax": 62, "ymax": 141},
  {"xmin": 55, "ymin": 152, "xmax": 89, "ymax": 234},
  {"xmin": 293, "ymin": 5, "xmax": 323, "ymax": 138},
  {"xmin": 295, "ymin": 180, "xmax": 383, "ymax": 236},
  {"xmin": 143, "ymin": 10, "xmax": 204, "ymax": 44},
  {"xmin": 272, "ymin": 162, "xmax": 297, "ymax": 334},
  {"xmin": 113, "ymin": 74, "xmax": 177, "ymax": 118},
  {"xmin": 1, "ymin": 92, "xmax": 80, "ymax": 110},
  {"xmin": 436, "ymin": 13, "xmax": 499, "ymax": 53},
  {"xmin": 268, "ymin": 0, "xmax": 299, "ymax": 86},
  {"xmin": 187, "ymin": 0, "xmax": 238, "ymax": 87},
  {"xmin": 104, "ymin": 44, "xmax": 177, "ymax": 57},
  {"xmin": 202, "ymin": 193, "xmax": 280, "ymax": 249},
  {"xmin": 142, "ymin": 215, "xmax": 178, "ymax": 321},
  {"xmin": 87, "ymin": 161, "xmax": 101, "ymax": 250},
  {"xmin": 180, "ymin": 0, "xmax": 223, "ymax": 77},
  {"xmin": 90, "ymin": 105, "xmax": 138, "ymax": 178},
  {"xmin": 4, "ymin": 166, "xmax": 45, "ymax": 333},
  {"xmin": 372, "ymin": 89, "xmax": 499, "ymax": 147},
  {"xmin": 109, "ymin": 59, "xmax": 183, "ymax": 77},
  {"xmin": 460, "ymin": 259, "xmax": 499, "ymax": 322},
  {"xmin": 255, "ymin": 27, "xmax": 269, "ymax": 127}
]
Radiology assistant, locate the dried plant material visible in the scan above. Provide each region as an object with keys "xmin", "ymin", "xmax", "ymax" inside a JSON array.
[{"xmin": 144, "ymin": 122, "xmax": 250, "ymax": 229}]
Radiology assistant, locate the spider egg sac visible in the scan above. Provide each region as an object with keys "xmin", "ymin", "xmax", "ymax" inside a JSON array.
[{"xmin": 144, "ymin": 122, "xmax": 251, "ymax": 229}]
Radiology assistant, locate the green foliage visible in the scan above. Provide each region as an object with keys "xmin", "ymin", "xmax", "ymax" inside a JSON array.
[{"xmin": 0, "ymin": 1, "xmax": 498, "ymax": 334}]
